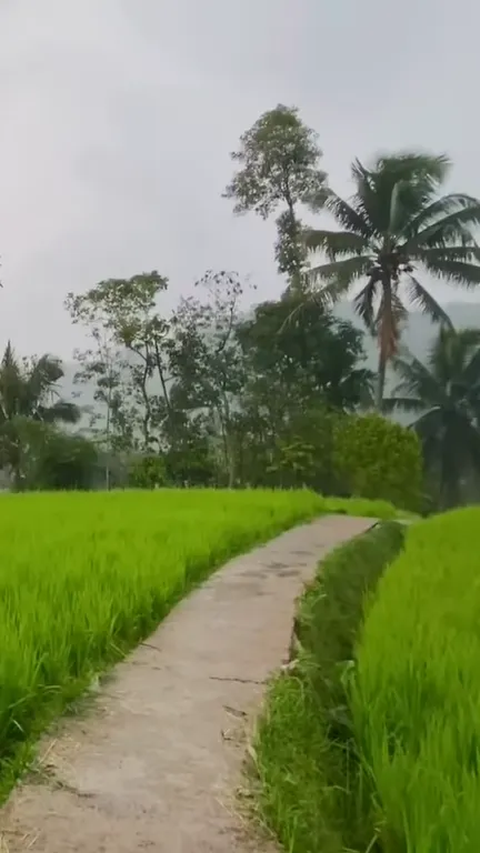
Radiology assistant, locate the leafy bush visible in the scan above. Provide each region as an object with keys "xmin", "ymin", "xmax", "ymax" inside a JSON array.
[
  {"xmin": 4, "ymin": 420, "xmax": 98, "ymax": 491},
  {"xmin": 34, "ymin": 431, "xmax": 99, "ymax": 490},
  {"xmin": 269, "ymin": 407, "xmax": 340, "ymax": 493},
  {"xmin": 254, "ymin": 522, "xmax": 405, "ymax": 853},
  {"xmin": 129, "ymin": 454, "xmax": 167, "ymax": 488},
  {"xmin": 352, "ymin": 508, "xmax": 480, "ymax": 852},
  {"xmin": 333, "ymin": 413, "xmax": 422, "ymax": 510}
]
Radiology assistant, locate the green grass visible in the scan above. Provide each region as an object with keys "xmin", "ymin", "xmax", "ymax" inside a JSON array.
[
  {"xmin": 352, "ymin": 507, "xmax": 480, "ymax": 852},
  {"xmin": 253, "ymin": 522, "xmax": 405, "ymax": 853},
  {"xmin": 0, "ymin": 487, "xmax": 393, "ymax": 798}
]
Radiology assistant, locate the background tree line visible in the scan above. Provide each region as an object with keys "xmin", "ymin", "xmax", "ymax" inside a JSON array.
[{"xmin": 2, "ymin": 103, "xmax": 480, "ymax": 511}]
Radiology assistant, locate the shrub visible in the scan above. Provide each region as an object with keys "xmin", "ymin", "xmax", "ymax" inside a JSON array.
[
  {"xmin": 129, "ymin": 454, "xmax": 167, "ymax": 488},
  {"xmin": 35, "ymin": 431, "xmax": 99, "ymax": 490},
  {"xmin": 352, "ymin": 508, "xmax": 480, "ymax": 852},
  {"xmin": 270, "ymin": 407, "xmax": 340, "ymax": 494},
  {"xmin": 333, "ymin": 413, "xmax": 422, "ymax": 510},
  {"xmin": 254, "ymin": 522, "xmax": 405, "ymax": 853},
  {"xmin": 8, "ymin": 421, "xmax": 99, "ymax": 491}
]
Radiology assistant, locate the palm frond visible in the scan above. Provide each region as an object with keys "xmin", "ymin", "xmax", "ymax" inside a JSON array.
[
  {"xmin": 374, "ymin": 152, "xmax": 451, "ymax": 186},
  {"xmin": 419, "ymin": 257, "xmax": 480, "ymax": 288},
  {"xmin": 463, "ymin": 421, "xmax": 480, "ymax": 471},
  {"xmin": 391, "ymin": 352, "xmax": 445, "ymax": 407},
  {"xmin": 412, "ymin": 409, "xmax": 446, "ymax": 468},
  {"xmin": 353, "ymin": 153, "xmax": 451, "ymax": 236},
  {"xmin": 307, "ymin": 278, "xmax": 351, "ymax": 308},
  {"xmin": 304, "ymin": 229, "xmax": 368, "ymax": 259},
  {"xmin": 353, "ymin": 277, "xmax": 381, "ymax": 330},
  {"xmin": 406, "ymin": 202, "xmax": 480, "ymax": 250},
  {"xmin": 278, "ymin": 280, "xmax": 343, "ymax": 330},
  {"xmin": 406, "ymin": 276, "xmax": 454, "ymax": 327},
  {"xmin": 27, "ymin": 355, "xmax": 64, "ymax": 400},
  {"xmin": 0, "ymin": 348, "xmax": 76, "ymax": 426},
  {"xmin": 308, "ymin": 255, "xmax": 373, "ymax": 291},
  {"xmin": 350, "ymin": 159, "xmax": 385, "ymax": 236},
  {"xmin": 414, "ymin": 246, "xmax": 480, "ymax": 264},
  {"xmin": 462, "ymin": 343, "xmax": 480, "ymax": 388},
  {"xmin": 382, "ymin": 395, "xmax": 426, "ymax": 415},
  {"xmin": 394, "ymin": 329, "xmax": 480, "ymax": 461},
  {"xmin": 323, "ymin": 192, "xmax": 373, "ymax": 239},
  {"xmin": 404, "ymin": 194, "xmax": 480, "ymax": 239},
  {"xmin": 429, "ymin": 326, "xmax": 480, "ymax": 387}
]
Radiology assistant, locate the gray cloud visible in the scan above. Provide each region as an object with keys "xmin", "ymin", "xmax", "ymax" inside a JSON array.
[{"xmin": 0, "ymin": 0, "xmax": 478, "ymax": 357}]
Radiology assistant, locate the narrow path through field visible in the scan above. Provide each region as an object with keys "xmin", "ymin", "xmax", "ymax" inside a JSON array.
[{"xmin": 0, "ymin": 515, "xmax": 375, "ymax": 853}]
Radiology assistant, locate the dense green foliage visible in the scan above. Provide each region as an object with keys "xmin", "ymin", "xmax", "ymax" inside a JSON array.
[
  {"xmin": 0, "ymin": 343, "xmax": 84, "ymax": 489},
  {"xmin": 385, "ymin": 327, "xmax": 480, "ymax": 507},
  {"xmin": 129, "ymin": 454, "xmax": 166, "ymax": 488},
  {"xmin": 353, "ymin": 509, "xmax": 480, "ymax": 852},
  {"xmin": 254, "ymin": 522, "xmax": 405, "ymax": 853},
  {"xmin": 333, "ymin": 413, "xmax": 422, "ymax": 510},
  {"xmin": 2, "ymin": 106, "xmax": 480, "ymax": 511}
]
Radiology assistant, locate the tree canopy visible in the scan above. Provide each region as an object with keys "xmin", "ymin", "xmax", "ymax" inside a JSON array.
[
  {"xmin": 2, "ymin": 104, "xmax": 480, "ymax": 511},
  {"xmin": 305, "ymin": 153, "xmax": 480, "ymax": 406},
  {"xmin": 385, "ymin": 327, "xmax": 480, "ymax": 508},
  {"xmin": 224, "ymin": 105, "xmax": 326, "ymax": 289}
]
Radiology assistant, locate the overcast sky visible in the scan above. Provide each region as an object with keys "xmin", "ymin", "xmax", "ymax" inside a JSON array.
[{"xmin": 1, "ymin": 0, "xmax": 479, "ymax": 357}]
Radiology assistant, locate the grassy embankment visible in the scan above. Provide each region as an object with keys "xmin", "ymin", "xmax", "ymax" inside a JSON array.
[
  {"xmin": 0, "ymin": 488, "xmax": 393, "ymax": 799},
  {"xmin": 253, "ymin": 521, "xmax": 405, "ymax": 853}
]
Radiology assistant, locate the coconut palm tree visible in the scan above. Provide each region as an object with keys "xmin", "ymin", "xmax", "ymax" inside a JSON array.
[
  {"xmin": 384, "ymin": 327, "xmax": 480, "ymax": 509},
  {"xmin": 0, "ymin": 342, "xmax": 80, "ymax": 425},
  {"xmin": 305, "ymin": 153, "xmax": 480, "ymax": 407},
  {"xmin": 0, "ymin": 343, "xmax": 80, "ymax": 487}
]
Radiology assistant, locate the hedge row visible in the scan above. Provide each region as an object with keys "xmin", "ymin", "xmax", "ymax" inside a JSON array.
[
  {"xmin": 253, "ymin": 522, "xmax": 405, "ymax": 853},
  {"xmin": 353, "ymin": 508, "xmax": 480, "ymax": 852}
]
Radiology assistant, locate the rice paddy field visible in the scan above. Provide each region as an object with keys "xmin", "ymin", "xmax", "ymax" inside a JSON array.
[
  {"xmin": 353, "ymin": 507, "xmax": 480, "ymax": 852},
  {"xmin": 0, "ymin": 487, "xmax": 392, "ymax": 794}
]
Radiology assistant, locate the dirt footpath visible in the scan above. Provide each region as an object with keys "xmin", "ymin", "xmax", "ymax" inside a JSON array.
[{"xmin": 0, "ymin": 515, "xmax": 376, "ymax": 853}]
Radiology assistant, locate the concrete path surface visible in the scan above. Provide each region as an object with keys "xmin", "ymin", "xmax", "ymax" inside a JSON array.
[{"xmin": 0, "ymin": 515, "xmax": 376, "ymax": 852}]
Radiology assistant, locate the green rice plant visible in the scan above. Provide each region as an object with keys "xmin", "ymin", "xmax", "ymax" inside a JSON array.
[
  {"xmin": 0, "ymin": 487, "xmax": 392, "ymax": 797},
  {"xmin": 352, "ymin": 507, "xmax": 480, "ymax": 852},
  {"xmin": 253, "ymin": 522, "xmax": 405, "ymax": 853}
]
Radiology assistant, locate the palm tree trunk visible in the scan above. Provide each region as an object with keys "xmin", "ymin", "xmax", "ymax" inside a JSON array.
[
  {"xmin": 375, "ymin": 349, "xmax": 387, "ymax": 411},
  {"xmin": 375, "ymin": 274, "xmax": 394, "ymax": 411}
]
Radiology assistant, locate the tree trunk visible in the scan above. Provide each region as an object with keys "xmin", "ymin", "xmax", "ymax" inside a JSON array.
[
  {"xmin": 105, "ymin": 377, "xmax": 112, "ymax": 491},
  {"xmin": 375, "ymin": 274, "xmax": 393, "ymax": 411},
  {"xmin": 280, "ymin": 192, "xmax": 305, "ymax": 293},
  {"xmin": 375, "ymin": 348, "xmax": 387, "ymax": 412}
]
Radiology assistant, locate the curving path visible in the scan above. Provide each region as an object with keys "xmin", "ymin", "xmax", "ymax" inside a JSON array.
[{"xmin": 0, "ymin": 515, "xmax": 376, "ymax": 852}]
